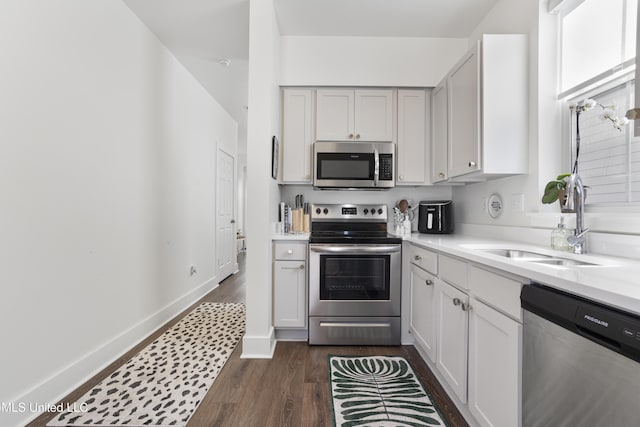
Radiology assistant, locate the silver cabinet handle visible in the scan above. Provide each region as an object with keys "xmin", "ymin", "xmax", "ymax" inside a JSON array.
[
  {"xmin": 231, "ymin": 219, "xmax": 235, "ymax": 224},
  {"xmin": 439, "ymin": 172, "xmax": 445, "ymax": 178},
  {"xmin": 287, "ymin": 249, "xmax": 293, "ymax": 254},
  {"xmin": 461, "ymin": 302, "xmax": 472, "ymax": 311},
  {"xmin": 348, "ymin": 133, "xmax": 354, "ymax": 139},
  {"xmin": 453, "ymin": 298, "xmax": 462, "ymax": 306},
  {"xmin": 468, "ymin": 161, "xmax": 477, "ymax": 167},
  {"xmin": 425, "ymin": 279, "xmax": 433, "ymax": 286},
  {"xmin": 299, "ymin": 264, "xmax": 305, "ymax": 269},
  {"xmin": 355, "ymin": 133, "xmax": 360, "ymax": 139},
  {"xmin": 414, "ymin": 255, "xmax": 422, "ymax": 261}
]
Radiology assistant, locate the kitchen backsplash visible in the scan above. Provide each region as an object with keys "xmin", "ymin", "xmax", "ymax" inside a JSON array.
[{"xmin": 279, "ymin": 185, "xmax": 453, "ymax": 228}]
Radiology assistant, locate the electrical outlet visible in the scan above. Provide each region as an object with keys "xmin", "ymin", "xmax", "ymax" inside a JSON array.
[
  {"xmin": 511, "ymin": 193, "xmax": 524, "ymax": 213},
  {"xmin": 189, "ymin": 265, "xmax": 197, "ymax": 276}
]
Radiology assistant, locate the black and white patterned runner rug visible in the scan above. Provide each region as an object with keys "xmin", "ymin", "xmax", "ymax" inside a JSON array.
[
  {"xmin": 329, "ymin": 355, "xmax": 447, "ymax": 427},
  {"xmin": 48, "ymin": 302, "xmax": 245, "ymax": 427}
]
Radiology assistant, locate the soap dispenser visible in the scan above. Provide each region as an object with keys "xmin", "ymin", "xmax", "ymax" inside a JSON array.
[{"xmin": 551, "ymin": 216, "xmax": 571, "ymax": 251}]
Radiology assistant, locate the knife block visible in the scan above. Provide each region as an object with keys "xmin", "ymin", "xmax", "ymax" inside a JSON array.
[{"xmin": 291, "ymin": 208, "xmax": 303, "ymax": 233}]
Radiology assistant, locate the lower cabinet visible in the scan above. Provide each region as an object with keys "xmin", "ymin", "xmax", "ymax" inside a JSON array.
[
  {"xmin": 468, "ymin": 298, "xmax": 522, "ymax": 427},
  {"xmin": 273, "ymin": 242, "xmax": 307, "ymax": 328},
  {"xmin": 406, "ymin": 243, "xmax": 524, "ymax": 427},
  {"xmin": 409, "ymin": 263, "xmax": 437, "ymax": 362},
  {"xmin": 435, "ymin": 279, "xmax": 469, "ymax": 404}
]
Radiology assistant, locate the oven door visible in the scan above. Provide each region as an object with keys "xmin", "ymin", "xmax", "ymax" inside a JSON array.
[{"xmin": 308, "ymin": 244, "xmax": 401, "ymax": 317}]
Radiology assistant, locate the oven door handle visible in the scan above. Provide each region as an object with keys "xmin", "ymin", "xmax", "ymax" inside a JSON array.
[{"xmin": 309, "ymin": 245, "xmax": 401, "ymax": 254}]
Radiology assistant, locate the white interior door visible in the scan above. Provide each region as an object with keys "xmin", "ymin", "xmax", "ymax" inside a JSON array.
[{"xmin": 216, "ymin": 147, "xmax": 235, "ymax": 282}]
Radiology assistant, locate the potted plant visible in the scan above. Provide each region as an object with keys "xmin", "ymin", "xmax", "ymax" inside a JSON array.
[
  {"xmin": 541, "ymin": 98, "xmax": 629, "ymax": 206},
  {"xmin": 542, "ymin": 173, "xmax": 571, "ymax": 205}
]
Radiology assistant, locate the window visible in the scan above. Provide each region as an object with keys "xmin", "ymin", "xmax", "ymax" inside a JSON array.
[{"xmin": 560, "ymin": 0, "xmax": 639, "ymax": 205}]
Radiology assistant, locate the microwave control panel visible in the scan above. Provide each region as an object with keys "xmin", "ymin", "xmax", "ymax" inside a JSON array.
[{"xmin": 379, "ymin": 154, "xmax": 393, "ymax": 181}]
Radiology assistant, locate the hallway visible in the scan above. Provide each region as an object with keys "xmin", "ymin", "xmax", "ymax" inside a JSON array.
[{"xmin": 29, "ymin": 254, "xmax": 467, "ymax": 426}]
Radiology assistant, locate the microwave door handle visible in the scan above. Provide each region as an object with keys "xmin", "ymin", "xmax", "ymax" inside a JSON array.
[{"xmin": 374, "ymin": 148, "xmax": 379, "ymax": 187}]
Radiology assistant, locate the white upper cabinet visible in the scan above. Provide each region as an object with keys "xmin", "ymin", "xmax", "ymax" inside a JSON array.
[
  {"xmin": 448, "ymin": 45, "xmax": 481, "ymax": 178},
  {"xmin": 431, "ymin": 80, "xmax": 448, "ymax": 183},
  {"xmin": 316, "ymin": 89, "xmax": 393, "ymax": 142},
  {"xmin": 397, "ymin": 89, "xmax": 430, "ymax": 185},
  {"xmin": 281, "ymin": 88, "xmax": 314, "ymax": 183},
  {"xmin": 445, "ymin": 34, "xmax": 528, "ymax": 182}
]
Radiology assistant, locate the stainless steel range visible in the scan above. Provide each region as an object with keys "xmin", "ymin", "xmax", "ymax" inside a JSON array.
[{"xmin": 308, "ymin": 203, "xmax": 402, "ymax": 345}]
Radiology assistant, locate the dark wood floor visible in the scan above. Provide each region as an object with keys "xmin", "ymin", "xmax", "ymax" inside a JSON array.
[{"xmin": 28, "ymin": 253, "xmax": 468, "ymax": 427}]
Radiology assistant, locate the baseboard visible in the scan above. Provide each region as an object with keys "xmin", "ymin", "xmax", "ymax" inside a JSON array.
[
  {"xmin": 240, "ymin": 327, "xmax": 276, "ymax": 359},
  {"xmin": 11, "ymin": 276, "xmax": 218, "ymax": 427},
  {"xmin": 275, "ymin": 328, "xmax": 308, "ymax": 341}
]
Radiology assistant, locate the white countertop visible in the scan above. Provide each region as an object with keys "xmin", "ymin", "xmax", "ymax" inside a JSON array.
[
  {"xmin": 270, "ymin": 230, "xmax": 640, "ymax": 315},
  {"xmin": 402, "ymin": 233, "xmax": 640, "ymax": 316},
  {"xmin": 271, "ymin": 232, "xmax": 310, "ymax": 241}
]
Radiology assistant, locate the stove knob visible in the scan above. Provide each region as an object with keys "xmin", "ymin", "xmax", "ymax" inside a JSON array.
[
  {"xmin": 378, "ymin": 208, "xmax": 383, "ymax": 215},
  {"xmin": 323, "ymin": 208, "xmax": 329, "ymax": 215},
  {"xmin": 363, "ymin": 208, "xmax": 369, "ymax": 214},
  {"xmin": 315, "ymin": 208, "xmax": 321, "ymax": 215},
  {"xmin": 370, "ymin": 207, "xmax": 376, "ymax": 214}
]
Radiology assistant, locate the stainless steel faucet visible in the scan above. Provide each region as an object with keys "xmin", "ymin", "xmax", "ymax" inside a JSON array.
[{"xmin": 561, "ymin": 173, "xmax": 589, "ymax": 254}]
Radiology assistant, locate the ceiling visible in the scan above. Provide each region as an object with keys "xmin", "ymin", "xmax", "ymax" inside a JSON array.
[{"xmin": 122, "ymin": 0, "xmax": 498, "ymax": 139}]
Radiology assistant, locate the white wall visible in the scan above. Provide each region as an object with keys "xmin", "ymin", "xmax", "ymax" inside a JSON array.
[
  {"xmin": 280, "ymin": 36, "xmax": 468, "ymax": 87},
  {"xmin": 0, "ymin": 1, "xmax": 237, "ymax": 425},
  {"xmin": 242, "ymin": 0, "xmax": 281, "ymax": 358}
]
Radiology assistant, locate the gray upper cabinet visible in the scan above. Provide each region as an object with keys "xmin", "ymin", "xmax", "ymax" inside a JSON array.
[
  {"xmin": 437, "ymin": 34, "xmax": 528, "ymax": 182},
  {"xmin": 316, "ymin": 89, "xmax": 394, "ymax": 142},
  {"xmin": 281, "ymin": 88, "xmax": 314, "ymax": 183},
  {"xmin": 396, "ymin": 89, "xmax": 431, "ymax": 185}
]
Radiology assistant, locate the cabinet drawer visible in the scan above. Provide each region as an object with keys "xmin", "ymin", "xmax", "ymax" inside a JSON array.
[
  {"xmin": 440, "ymin": 255, "xmax": 468, "ymax": 290},
  {"xmin": 410, "ymin": 245, "xmax": 438, "ymax": 275},
  {"xmin": 274, "ymin": 242, "xmax": 307, "ymax": 260},
  {"xmin": 469, "ymin": 265, "xmax": 522, "ymax": 321}
]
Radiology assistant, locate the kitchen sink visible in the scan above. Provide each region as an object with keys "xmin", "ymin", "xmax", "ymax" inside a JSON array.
[
  {"xmin": 531, "ymin": 258, "xmax": 598, "ymax": 267},
  {"xmin": 481, "ymin": 249, "xmax": 552, "ymax": 260},
  {"xmin": 479, "ymin": 248, "xmax": 600, "ymax": 267}
]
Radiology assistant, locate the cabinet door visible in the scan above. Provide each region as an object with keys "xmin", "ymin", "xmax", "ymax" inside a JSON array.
[
  {"xmin": 448, "ymin": 44, "xmax": 481, "ymax": 178},
  {"xmin": 410, "ymin": 264, "xmax": 437, "ymax": 362},
  {"xmin": 354, "ymin": 89, "xmax": 393, "ymax": 141},
  {"xmin": 436, "ymin": 279, "xmax": 469, "ymax": 403},
  {"xmin": 397, "ymin": 89, "xmax": 428, "ymax": 184},
  {"xmin": 469, "ymin": 299, "xmax": 522, "ymax": 427},
  {"xmin": 431, "ymin": 80, "xmax": 448, "ymax": 183},
  {"xmin": 282, "ymin": 89, "xmax": 313, "ymax": 183},
  {"xmin": 273, "ymin": 260, "xmax": 307, "ymax": 328},
  {"xmin": 316, "ymin": 89, "xmax": 354, "ymax": 141}
]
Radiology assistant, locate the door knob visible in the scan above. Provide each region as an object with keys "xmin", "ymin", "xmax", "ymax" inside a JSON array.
[
  {"xmin": 348, "ymin": 133, "xmax": 354, "ymax": 139},
  {"xmin": 439, "ymin": 172, "xmax": 445, "ymax": 178},
  {"xmin": 355, "ymin": 133, "xmax": 360, "ymax": 139},
  {"xmin": 453, "ymin": 298, "xmax": 462, "ymax": 306},
  {"xmin": 299, "ymin": 264, "xmax": 305, "ymax": 269},
  {"xmin": 231, "ymin": 219, "xmax": 236, "ymax": 224},
  {"xmin": 468, "ymin": 161, "xmax": 477, "ymax": 168},
  {"xmin": 287, "ymin": 249, "xmax": 293, "ymax": 254},
  {"xmin": 414, "ymin": 255, "xmax": 422, "ymax": 261},
  {"xmin": 425, "ymin": 279, "xmax": 433, "ymax": 286}
]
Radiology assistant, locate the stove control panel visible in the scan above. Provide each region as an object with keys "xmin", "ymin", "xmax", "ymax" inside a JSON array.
[{"xmin": 311, "ymin": 204, "xmax": 388, "ymax": 222}]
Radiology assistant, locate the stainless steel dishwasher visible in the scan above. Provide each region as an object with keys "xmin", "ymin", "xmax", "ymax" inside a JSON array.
[{"xmin": 521, "ymin": 284, "xmax": 640, "ymax": 427}]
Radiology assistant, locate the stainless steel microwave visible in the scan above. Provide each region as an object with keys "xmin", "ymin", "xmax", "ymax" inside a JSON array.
[{"xmin": 313, "ymin": 141, "xmax": 395, "ymax": 189}]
